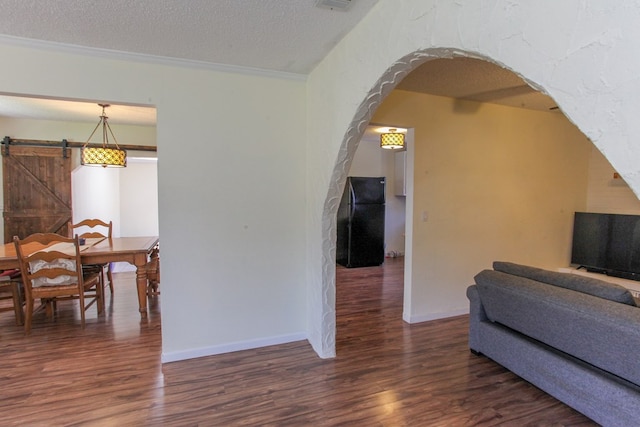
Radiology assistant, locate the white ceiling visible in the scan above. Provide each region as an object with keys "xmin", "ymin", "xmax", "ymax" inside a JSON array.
[
  {"xmin": 0, "ymin": 0, "xmax": 555, "ymax": 127},
  {"xmin": 0, "ymin": 0, "xmax": 378, "ymax": 75},
  {"xmin": 0, "ymin": 96, "xmax": 157, "ymax": 126}
]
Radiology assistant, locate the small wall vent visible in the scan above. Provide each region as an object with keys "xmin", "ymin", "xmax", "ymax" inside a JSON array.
[{"xmin": 316, "ymin": 0, "xmax": 353, "ymax": 11}]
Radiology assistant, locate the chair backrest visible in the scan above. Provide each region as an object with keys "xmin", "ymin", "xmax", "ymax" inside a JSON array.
[
  {"xmin": 68, "ymin": 219, "xmax": 112, "ymax": 239},
  {"xmin": 13, "ymin": 233, "xmax": 84, "ymax": 294}
]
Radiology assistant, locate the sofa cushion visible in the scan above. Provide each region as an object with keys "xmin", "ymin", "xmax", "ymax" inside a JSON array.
[
  {"xmin": 474, "ymin": 269, "xmax": 640, "ymax": 387},
  {"xmin": 493, "ymin": 261, "xmax": 637, "ymax": 306}
]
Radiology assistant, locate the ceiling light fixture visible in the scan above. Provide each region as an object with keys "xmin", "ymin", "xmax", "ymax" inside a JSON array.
[
  {"xmin": 81, "ymin": 104, "xmax": 127, "ymax": 167},
  {"xmin": 380, "ymin": 128, "xmax": 405, "ymax": 150}
]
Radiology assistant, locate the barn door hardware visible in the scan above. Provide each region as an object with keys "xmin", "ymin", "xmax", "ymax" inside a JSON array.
[
  {"xmin": 2, "ymin": 136, "xmax": 10, "ymax": 156},
  {"xmin": 1, "ymin": 136, "xmax": 156, "ymax": 157}
]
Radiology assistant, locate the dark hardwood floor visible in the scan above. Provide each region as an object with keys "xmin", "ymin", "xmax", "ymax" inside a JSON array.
[{"xmin": 0, "ymin": 260, "xmax": 595, "ymax": 426}]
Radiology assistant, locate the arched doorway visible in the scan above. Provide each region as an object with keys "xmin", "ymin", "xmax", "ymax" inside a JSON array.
[{"xmin": 323, "ymin": 50, "xmax": 625, "ymax": 357}]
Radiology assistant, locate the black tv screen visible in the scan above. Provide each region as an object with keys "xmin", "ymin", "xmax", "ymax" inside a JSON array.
[{"xmin": 571, "ymin": 212, "xmax": 640, "ymax": 281}]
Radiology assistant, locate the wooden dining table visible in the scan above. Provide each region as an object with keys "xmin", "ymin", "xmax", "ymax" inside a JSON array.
[{"xmin": 0, "ymin": 236, "xmax": 159, "ymax": 318}]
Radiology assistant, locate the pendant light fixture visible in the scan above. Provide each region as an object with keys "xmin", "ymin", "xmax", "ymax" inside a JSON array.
[
  {"xmin": 380, "ymin": 128, "xmax": 405, "ymax": 150},
  {"xmin": 81, "ymin": 104, "xmax": 127, "ymax": 167}
]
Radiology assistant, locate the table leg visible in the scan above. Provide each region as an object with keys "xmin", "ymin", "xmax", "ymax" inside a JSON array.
[{"xmin": 134, "ymin": 255, "xmax": 149, "ymax": 318}]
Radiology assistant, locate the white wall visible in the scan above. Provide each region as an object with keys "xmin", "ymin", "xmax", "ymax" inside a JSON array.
[
  {"xmin": 119, "ymin": 157, "xmax": 159, "ymax": 237},
  {"xmin": 348, "ymin": 137, "xmax": 383, "ymax": 176},
  {"xmin": 0, "ymin": 38, "xmax": 307, "ymax": 362},
  {"xmin": 306, "ymin": 0, "xmax": 640, "ymax": 357},
  {"xmin": 72, "ymin": 158, "xmax": 158, "ymax": 242},
  {"xmin": 72, "ymin": 165, "xmax": 121, "ymax": 235}
]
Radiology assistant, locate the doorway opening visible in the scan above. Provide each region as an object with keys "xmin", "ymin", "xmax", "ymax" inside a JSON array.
[
  {"xmin": 330, "ymin": 52, "xmax": 631, "ymax": 357},
  {"xmin": 0, "ymin": 92, "xmax": 159, "ymax": 316}
]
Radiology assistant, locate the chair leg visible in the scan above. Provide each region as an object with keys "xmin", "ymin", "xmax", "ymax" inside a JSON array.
[
  {"xmin": 107, "ymin": 265, "xmax": 114, "ymax": 294},
  {"xmin": 44, "ymin": 299, "xmax": 55, "ymax": 319},
  {"xmin": 10, "ymin": 281, "xmax": 24, "ymax": 326},
  {"xmin": 97, "ymin": 274, "xmax": 104, "ymax": 315},
  {"xmin": 99, "ymin": 270, "xmax": 106, "ymax": 313},
  {"xmin": 78, "ymin": 291, "xmax": 86, "ymax": 328},
  {"xmin": 24, "ymin": 298, "xmax": 34, "ymax": 335}
]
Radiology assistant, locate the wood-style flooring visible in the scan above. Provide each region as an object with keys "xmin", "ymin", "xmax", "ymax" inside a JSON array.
[{"xmin": 0, "ymin": 259, "xmax": 596, "ymax": 426}]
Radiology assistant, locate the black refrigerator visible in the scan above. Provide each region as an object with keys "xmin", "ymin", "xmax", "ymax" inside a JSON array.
[{"xmin": 336, "ymin": 176, "xmax": 386, "ymax": 268}]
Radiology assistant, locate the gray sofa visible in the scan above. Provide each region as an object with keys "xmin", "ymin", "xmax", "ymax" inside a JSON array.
[{"xmin": 467, "ymin": 261, "xmax": 640, "ymax": 426}]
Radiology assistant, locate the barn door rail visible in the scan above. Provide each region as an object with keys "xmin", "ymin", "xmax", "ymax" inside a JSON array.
[{"xmin": 2, "ymin": 136, "xmax": 156, "ymax": 157}]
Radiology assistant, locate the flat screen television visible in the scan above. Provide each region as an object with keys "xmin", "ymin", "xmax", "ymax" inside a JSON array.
[{"xmin": 571, "ymin": 212, "xmax": 640, "ymax": 281}]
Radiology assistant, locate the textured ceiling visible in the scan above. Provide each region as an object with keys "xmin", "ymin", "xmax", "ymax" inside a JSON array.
[
  {"xmin": 0, "ymin": 1, "xmax": 555, "ymax": 126},
  {"xmin": 0, "ymin": 0, "xmax": 378, "ymax": 75},
  {"xmin": 397, "ymin": 57, "xmax": 557, "ymax": 112}
]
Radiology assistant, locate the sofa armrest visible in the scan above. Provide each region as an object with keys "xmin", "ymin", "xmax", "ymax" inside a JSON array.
[{"xmin": 467, "ymin": 284, "xmax": 487, "ymax": 354}]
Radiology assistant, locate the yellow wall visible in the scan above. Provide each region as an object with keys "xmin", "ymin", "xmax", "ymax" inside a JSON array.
[{"xmin": 373, "ymin": 90, "xmax": 592, "ymax": 320}]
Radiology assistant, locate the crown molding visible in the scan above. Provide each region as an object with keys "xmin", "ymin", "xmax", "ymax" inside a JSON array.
[{"xmin": 0, "ymin": 34, "xmax": 307, "ymax": 82}]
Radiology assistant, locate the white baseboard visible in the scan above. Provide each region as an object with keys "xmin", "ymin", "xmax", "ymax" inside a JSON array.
[
  {"xmin": 161, "ymin": 332, "xmax": 308, "ymax": 364},
  {"xmin": 403, "ymin": 307, "xmax": 469, "ymax": 324}
]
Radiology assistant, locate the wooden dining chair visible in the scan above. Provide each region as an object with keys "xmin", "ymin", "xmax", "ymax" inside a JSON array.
[
  {"xmin": 68, "ymin": 219, "xmax": 114, "ymax": 294},
  {"xmin": 13, "ymin": 233, "xmax": 103, "ymax": 334},
  {"xmin": 0, "ymin": 269, "xmax": 24, "ymax": 325}
]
